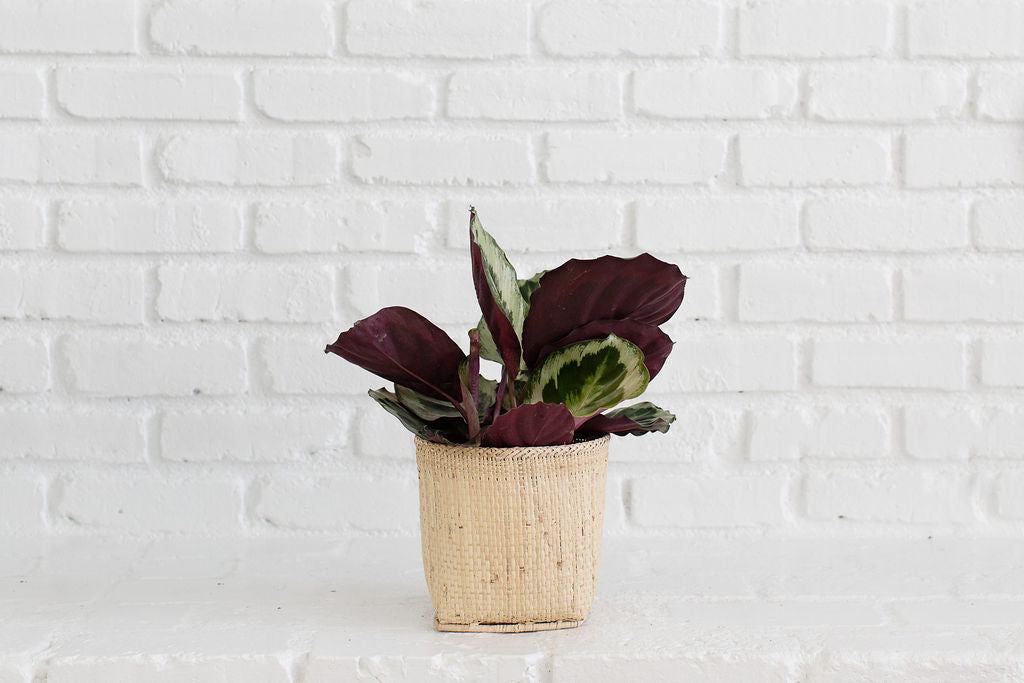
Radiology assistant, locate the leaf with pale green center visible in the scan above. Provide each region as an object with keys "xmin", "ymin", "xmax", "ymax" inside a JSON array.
[{"xmin": 523, "ymin": 334, "xmax": 649, "ymax": 418}]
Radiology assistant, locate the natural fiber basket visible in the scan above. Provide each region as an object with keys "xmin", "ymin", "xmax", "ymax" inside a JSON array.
[{"xmin": 415, "ymin": 435, "xmax": 609, "ymax": 632}]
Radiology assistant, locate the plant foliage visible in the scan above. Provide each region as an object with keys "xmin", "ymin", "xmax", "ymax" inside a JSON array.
[{"xmin": 325, "ymin": 208, "xmax": 687, "ymax": 447}]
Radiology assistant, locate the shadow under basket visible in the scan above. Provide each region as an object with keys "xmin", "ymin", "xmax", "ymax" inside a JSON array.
[{"xmin": 415, "ymin": 435, "xmax": 609, "ymax": 633}]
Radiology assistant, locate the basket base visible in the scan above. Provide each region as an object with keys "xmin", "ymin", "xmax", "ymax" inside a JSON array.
[{"xmin": 433, "ymin": 615, "xmax": 583, "ymax": 633}]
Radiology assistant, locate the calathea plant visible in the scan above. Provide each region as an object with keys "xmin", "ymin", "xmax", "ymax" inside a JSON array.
[{"xmin": 325, "ymin": 208, "xmax": 687, "ymax": 448}]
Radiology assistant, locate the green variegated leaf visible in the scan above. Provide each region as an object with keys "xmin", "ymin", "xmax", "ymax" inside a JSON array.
[
  {"xmin": 518, "ymin": 269, "xmax": 546, "ymax": 301},
  {"xmin": 368, "ymin": 388, "xmax": 460, "ymax": 444},
  {"xmin": 579, "ymin": 401, "xmax": 676, "ymax": 436},
  {"xmin": 472, "ymin": 212, "xmax": 528, "ymax": 338},
  {"xmin": 477, "ymin": 377, "xmax": 498, "ymax": 420},
  {"xmin": 470, "ymin": 210, "xmax": 529, "ymax": 378},
  {"xmin": 524, "ymin": 334, "xmax": 649, "ymax": 417},
  {"xmin": 477, "ymin": 317, "xmax": 502, "ymax": 364},
  {"xmin": 476, "ymin": 270, "xmax": 545, "ymax": 367},
  {"xmin": 394, "ymin": 384, "xmax": 461, "ymax": 421}
]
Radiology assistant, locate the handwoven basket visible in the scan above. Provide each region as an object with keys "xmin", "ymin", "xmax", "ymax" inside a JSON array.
[{"xmin": 415, "ymin": 435, "xmax": 610, "ymax": 633}]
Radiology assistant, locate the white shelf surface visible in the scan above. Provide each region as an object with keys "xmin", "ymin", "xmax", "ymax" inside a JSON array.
[{"xmin": 2, "ymin": 535, "xmax": 1023, "ymax": 681}]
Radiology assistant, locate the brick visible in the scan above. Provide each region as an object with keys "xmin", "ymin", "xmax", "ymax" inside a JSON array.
[
  {"xmin": 355, "ymin": 404, "xmax": 418, "ymax": 459},
  {"xmin": 977, "ymin": 69, "xmax": 1024, "ymax": 120},
  {"xmin": 445, "ymin": 199, "xmax": 622, "ymax": 252},
  {"xmin": 981, "ymin": 338, "xmax": 1024, "ymax": 387},
  {"xmin": 161, "ymin": 409, "xmax": 348, "ymax": 462},
  {"xmin": 254, "ymin": 69, "xmax": 433, "ymax": 122},
  {"xmin": 547, "ymin": 132, "xmax": 726, "ymax": 184},
  {"xmin": 450, "ymin": 69, "xmax": 619, "ymax": 121},
  {"xmin": 0, "ymin": 68, "xmax": 44, "ymax": 118},
  {"xmin": 805, "ymin": 198, "xmax": 969, "ymax": 251},
  {"xmin": 0, "ymin": 198, "xmax": 45, "ymax": 250},
  {"xmin": 904, "ymin": 265, "xmax": 1024, "ymax": 322},
  {"xmin": 910, "ymin": 0, "xmax": 1024, "ymax": 57},
  {"xmin": 64, "ymin": 334, "xmax": 247, "ymax": 397},
  {"xmin": 995, "ymin": 472, "xmax": 1024, "ymax": 518},
  {"xmin": 0, "ymin": 263, "xmax": 144, "ymax": 323},
  {"xmin": 631, "ymin": 475, "xmax": 786, "ymax": 527},
  {"xmin": 347, "ymin": 262, "xmax": 478, "ymax": 324},
  {"xmin": 739, "ymin": 263, "xmax": 892, "ymax": 322},
  {"xmin": 804, "ymin": 470, "xmax": 973, "ymax": 523},
  {"xmin": 0, "ymin": 408, "xmax": 144, "ymax": 461},
  {"xmin": 740, "ymin": 0, "xmax": 889, "ymax": 56},
  {"xmin": 0, "ymin": 474, "xmax": 44, "ymax": 532},
  {"xmin": 657, "ymin": 332, "xmax": 796, "ymax": 392},
  {"xmin": 636, "ymin": 198, "xmax": 800, "ymax": 251},
  {"xmin": 0, "ymin": 0, "xmax": 135, "ymax": 54},
  {"xmin": 539, "ymin": 0, "xmax": 720, "ymax": 56},
  {"xmin": 0, "ymin": 264, "xmax": 15, "ymax": 314},
  {"xmin": 157, "ymin": 263, "xmax": 334, "ymax": 323},
  {"xmin": 58, "ymin": 199, "xmax": 242, "ymax": 253},
  {"xmin": 740, "ymin": 134, "xmax": 891, "ymax": 187},
  {"xmin": 255, "ymin": 201, "xmax": 428, "ymax": 253},
  {"xmin": 673, "ymin": 264, "xmax": 720, "ymax": 321},
  {"xmin": 151, "ymin": 0, "xmax": 332, "ymax": 56},
  {"xmin": 812, "ymin": 337, "xmax": 965, "ymax": 389},
  {"xmin": 0, "ymin": 132, "xmax": 141, "ymax": 185},
  {"xmin": 635, "ymin": 66, "xmax": 797, "ymax": 119},
  {"xmin": 609, "ymin": 406, "xmax": 743, "ymax": 463},
  {"xmin": 905, "ymin": 131, "xmax": 1024, "ymax": 187},
  {"xmin": 749, "ymin": 407, "xmax": 890, "ymax": 460},
  {"xmin": 59, "ymin": 473, "xmax": 242, "ymax": 532},
  {"xmin": 159, "ymin": 133, "xmax": 337, "ymax": 186},
  {"xmin": 57, "ymin": 67, "xmax": 241, "ymax": 121},
  {"xmin": 904, "ymin": 405, "xmax": 985, "ymax": 460},
  {"xmin": 808, "ymin": 66, "xmax": 966, "ymax": 121},
  {"xmin": 257, "ymin": 334, "xmax": 380, "ymax": 395},
  {"xmin": 0, "ymin": 336, "xmax": 48, "ymax": 393},
  {"xmin": 974, "ymin": 198, "xmax": 1024, "ymax": 250},
  {"xmin": 352, "ymin": 135, "xmax": 531, "ymax": 185},
  {"xmin": 346, "ymin": 0, "xmax": 527, "ymax": 58},
  {"xmin": 256, "ymin": 474, "xmax": 418, "ymax": 531},
  {"xmin": 988, "ymin": 408, "xmax": 1024, "ymax": 457}
]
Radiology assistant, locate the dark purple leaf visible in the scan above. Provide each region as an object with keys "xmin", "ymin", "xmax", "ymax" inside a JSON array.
[
  {"xmin": 481, "ymin": 402, "xmax": 575, "ymax": 448},
  {"xmin": 325, "ymin": 306, "xmax": 465, "ymax": 403},
  {"xmin": 522, "ymin": 254, "xmax": 686, "ymax": 368},
  {"xmin": 532, "ymin": 319, "xmax": 673, "ymax": 379}
]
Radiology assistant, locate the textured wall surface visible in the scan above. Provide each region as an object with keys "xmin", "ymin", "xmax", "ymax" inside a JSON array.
[{"xmin": 1, "ymin": 0, "xmax": 1022, "ymax": 539}]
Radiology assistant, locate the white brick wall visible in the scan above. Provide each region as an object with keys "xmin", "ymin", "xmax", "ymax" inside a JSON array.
[{"xmin": 1, "ymin": 0, "xmax": 1022, "ymax": 541}]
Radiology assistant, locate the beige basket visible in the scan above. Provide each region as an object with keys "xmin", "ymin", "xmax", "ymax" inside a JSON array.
[{"xmin": 415, "ymin": 435, "xmax": 610, "ymax": 633}]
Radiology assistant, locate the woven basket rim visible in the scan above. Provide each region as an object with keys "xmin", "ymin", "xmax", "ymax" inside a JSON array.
[{"xmin": 413, "ymin": 433, "xmax": 610, "ymax": 455}]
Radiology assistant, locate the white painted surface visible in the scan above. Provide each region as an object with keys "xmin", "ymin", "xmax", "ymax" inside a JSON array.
[
  {"xmin": 1, "ymin": 536, "xmax": 1023, "ymax": 681},
  {"xmin": 1, "ymin": 0, "xmax": 1023, "ymax": 668}
]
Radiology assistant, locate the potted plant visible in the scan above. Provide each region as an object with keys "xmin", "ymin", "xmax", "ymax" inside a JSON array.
[{"xmin": 326, "ymin": 207, "xmax": 686, "ymax": 632}]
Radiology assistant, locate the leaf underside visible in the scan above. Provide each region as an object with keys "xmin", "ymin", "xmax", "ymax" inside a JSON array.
[{"xmin": 326, "ymin": 306, "xmax": 465, "ymax": 402}]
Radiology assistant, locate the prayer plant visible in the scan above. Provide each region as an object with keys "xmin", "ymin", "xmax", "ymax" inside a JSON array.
[{"xmin": 324, "ymin": 208, "xmax": 687, "ymax": 448}]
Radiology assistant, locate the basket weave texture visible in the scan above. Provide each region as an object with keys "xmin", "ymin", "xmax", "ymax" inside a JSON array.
[{"xmin": 415, "ymin": 435, "xmax": 609, "ymax": 632}]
